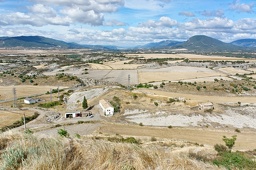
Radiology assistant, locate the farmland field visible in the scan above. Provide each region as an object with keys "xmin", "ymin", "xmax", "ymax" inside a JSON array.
[
  {"xmin": 0, "ymin": 110, "xmax": 34, "ymax": 128},
  {"xmin": 138, "ymin": 66, "xmax": 226, "ymax": 83},
  {"xmin": 126, "ymin": 53, "xmax": 248, "ymax": 61},
  {"xmin": 0, "ymin": 85, "xmax": 66, "ymax": 100}
]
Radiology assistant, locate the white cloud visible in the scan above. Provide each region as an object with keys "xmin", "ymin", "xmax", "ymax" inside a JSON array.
[
  {"xmin": 200, "ymin": 10, "xmax": 224, "ymax": 17},
  {"xmin": 104, "ymin": 20, "xmax": 126, "ymax": 26},
  {"xmin": 184, "ymin": 17, "xmax": 234, "ymax": 29},
  {"xmin": 140, "ymin": 16, "xmax": 177, "ymax": 28},
  {"xmin": 29, "ymin": 4, "xmax": 56, "ymax": 17},
  {"xmin": 230, "ymin": 0, "xmax": 254, "ymax": 13},
  {"xmin": 0, "ymin": 0, "xmax": 124, "ymax": 26},
  {"xmin": 179, "ymin": 11, "xmax": 195, "ymax": 17}
]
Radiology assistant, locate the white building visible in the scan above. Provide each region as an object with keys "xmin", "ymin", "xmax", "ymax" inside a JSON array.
[
  {"xmin": 24, "ymin": 98, "xmax": 38, "ymax": 104},
  {"xmin": 198, "ymin": 102, "xmax": 214, "ymax": 111},
  {"xmin": 99, "ymin": 99, "xmax": 114, "ymax": 116},
  {"xmin": 65, "ymin": 112, "xmax": 82, "ymax": 118}
]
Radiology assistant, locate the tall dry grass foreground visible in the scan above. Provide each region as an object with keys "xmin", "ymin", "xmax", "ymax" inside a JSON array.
[{"xmin": 0, "ymin": 131, "xmax": 221, "ymax": 170}]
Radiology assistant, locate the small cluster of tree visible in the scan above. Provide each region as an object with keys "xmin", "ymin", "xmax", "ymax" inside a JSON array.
[
  {"xmin": 110, "ymin": 96, "xmax": 121, "ymax": 113},
  {"xmin": 136, "ymin": 83, "xmax": 153, "ymax": 88},
  {"xmin": 38, "ymin": 101, "xmax": 62, "ymax": 108}
]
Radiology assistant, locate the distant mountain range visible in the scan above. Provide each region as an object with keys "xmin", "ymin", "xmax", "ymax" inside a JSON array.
[
  {"xmin": 139, "ymin": 40, "xmax": 183, "ymax": 49},
  {"xmin": 142, "ymin": 35, "xmax": 256, "ymax": 52},
  {"xmin": 0, "ymin": 36, "xmax": 117, "ymax": 50},
  {"xmin": 0, "ymin": 35, "xmax": 256, "ymax": 52},
  {"xmin": 231, "ymin": 39, "xmax": 256, "ymax": 48}
]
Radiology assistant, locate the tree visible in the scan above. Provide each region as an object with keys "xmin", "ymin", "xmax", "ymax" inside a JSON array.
[
  {"xmin": 223, "ymin": 135, "xmax": 237, "ymax": 151},
  {"xmin": 82, "ymin": 96, "xmax": 88, "ymax": 109}
]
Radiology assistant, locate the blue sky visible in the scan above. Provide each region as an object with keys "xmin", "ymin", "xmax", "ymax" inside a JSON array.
[{"xmin": 0, "ymin": 0, "xmax": 256, "ymax": 47}]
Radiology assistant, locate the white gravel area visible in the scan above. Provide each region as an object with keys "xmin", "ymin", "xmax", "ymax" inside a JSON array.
[{"xmin": 125, "ymin": 106, "xmax": 256, "ymax": 129}]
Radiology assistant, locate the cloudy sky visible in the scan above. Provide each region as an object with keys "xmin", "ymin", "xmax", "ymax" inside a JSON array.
[{"xmin": 0, "ymin": 0, "xmax": 256, "ymax": 47}]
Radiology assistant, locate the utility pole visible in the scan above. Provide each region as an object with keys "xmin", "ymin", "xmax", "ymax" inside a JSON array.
[
  {"xmin": 58, "ymin": 86, "xmax": 60, "ymax": 101},
  {"xmin": 13, "ymin": 87, "xmax": 16, "ymax": 108},
  {"xmin": 128, "ymin": 74, "xmax": 130, "ymax": 90},
  {"xmin": 23, "ymin": 113, "xmax": 26, "ymax": 130},
  {"xmin": 50, "ymin": 88, "xmax": 52, "ymax": 102}
]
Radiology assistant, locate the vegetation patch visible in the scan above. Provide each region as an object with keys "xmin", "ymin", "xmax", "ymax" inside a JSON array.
[{"xmin": 38, "ymin": 101, "xmax": 62, "ymax": 108}]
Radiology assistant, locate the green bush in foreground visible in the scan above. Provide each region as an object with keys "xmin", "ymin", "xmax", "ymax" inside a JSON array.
[
  {"xmin": 213, "ymin": 152, "xmax": 256, "ymax": 169},
  {"xmin": 213, "ymin": 135, "xmax": 256, "ymax": 169}
]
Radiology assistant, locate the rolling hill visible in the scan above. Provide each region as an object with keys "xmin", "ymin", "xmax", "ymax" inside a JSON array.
[
  {"xmin": 231, "ymin": 39, "xmax": 256, "ymax": 48},
  {"xmin": 0, "ymin": 36, "xmax": 118, "ymax": 50},
  {"xmin": 175, "ymin": 35, "xmax": 245, "ymax": 52},
  {"xmin": 0, "ymin": 36, "xmax": 74, "ymax": 48},
  {"xmin": 139, "ymin": 40, "xmax": 183, "ymax": 49}
]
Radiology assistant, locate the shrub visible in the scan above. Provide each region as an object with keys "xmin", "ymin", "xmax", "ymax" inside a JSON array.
[
  {"xmin": 213, "ymin": 152, "xmax": 256, "ymax": 169},
  {"xmin": 154, "ymin": 102, "xmax": 158, "ymax": 106},
  {"xmin": 1, "ymin": 147, "xmax": 26, "ymax": 170},
  {"xmin": 75, "ymin": 133, "xmax": 81, "ymax": 139},
  {"xmin": 58, "ymin": 129, "xmax": 69, "ymax": 138},
  {"xmin": 132, "ymin": 94, "xmax": 138, "ymax": 100},
  {"xmin": 123, "ymin": 137, "xmax": 139, "ymax": 144},
  {"xmin": 214, "ymin": 144, "xmax": 228, "ymax": 154},
  {"xmin": 38, "ymin": 101, "xmax": 61, "ymax": 108},
  {"xmin": 167, "ymin": 98, "xmax": 175, "ymax": 103},
  {"xmin": 196, "ymin": 86, "xmax": 201, "ymax": 91},
  {"xmin": 223, "ymin": 135, "xmax": 237, "ymax": 151},
  {"xmin": 139, "ymin": 122, "xmax": 143, "ymax": 126},
  {"xmin": 235, "ymin": 129, "xmax": 241, "ymax": 133},
  {"xmin": 168, "ymin": 125, "xmax": 173, "ymax": 129},
  {"xmin": 77, "ymin": 121, "xmax": 84, "ymax": 124},
  {"xmin": 151, "ymin": 137, "xmax": 157, "ymax": 142}
]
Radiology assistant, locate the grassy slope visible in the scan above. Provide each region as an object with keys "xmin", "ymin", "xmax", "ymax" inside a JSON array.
[{"xmin": 0, "ymin": 131, "xmax": 221, "ymax": 170}]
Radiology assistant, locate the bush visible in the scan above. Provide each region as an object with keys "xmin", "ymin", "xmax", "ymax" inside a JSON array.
[
  {"xmin": 77, "ymin": 121, "xmax": 85, "ymax": 124},
  {"xmin": 235, "ymin": 128, "xmax": 241, "ymax": 133},
  {"xmin": 167, "ymin": 98, "xmax": 175, "ymax": 103},
  {"xmin": 223, "ymin": 135, "xmax": 237, "ymax": 151},
  {"xmin": 58, "ymin": 129, "xmax": 69, "ymax": 138},
  {"xmin": 38, "ymin": 101, "xmax": 62, "ymax": 108},
  {"xmin": 151, "ymin": 137, "xmax": 157, "ymax": 142},
  {"xmin": 154, "ymin": 102, "xmax": 158, "ymax": 106},
  {"xmin": 123, "ymin": 137, "xmax": 139, "ymax": 144},
  {"xmin": 196, "ymin": 86, "xmax": 201, "ymax": 91},
  {"xmin": 139, "ymin": 122, "xmax": 143, "ymax": 126},
  {"xmin": 168, "ymin": 125, "xmax": 173, "ymax": 129},
  {"xmin": 214, "ymin": 144, "xmax": 228, "ymax": 154},
  {"xmin": 132, "ymin": 94, "xmax": 138, "ymax": 100},
  {"xmin": 213, "ymin": 152, "xmax": 256, "ymax": 169}
]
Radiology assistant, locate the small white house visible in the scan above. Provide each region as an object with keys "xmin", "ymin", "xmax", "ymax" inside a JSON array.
[
  {"xmin": 198, "ymin": 102, "xmax": 214, "ymax": 111},
  {"xmin": 24, "ymin": 98, "xmax": 38, "ymax": 104},
  {"xmin": 99, "ymin": 99, "xmax": 114, "ymax": 116}
]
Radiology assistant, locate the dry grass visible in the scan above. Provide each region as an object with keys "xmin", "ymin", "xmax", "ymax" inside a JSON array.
[
  {"xmin": 0, "ymin": 131, "xmax": 221, "ymax": 170},
  {"xmin": 0, "ymin": 110, "xmax": 34, "ymax": 128}
]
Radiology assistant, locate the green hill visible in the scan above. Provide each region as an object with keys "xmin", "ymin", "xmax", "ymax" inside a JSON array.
[{"xmin": 177, "ymin": 35, "xmax": 244, "ymax": 52}]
